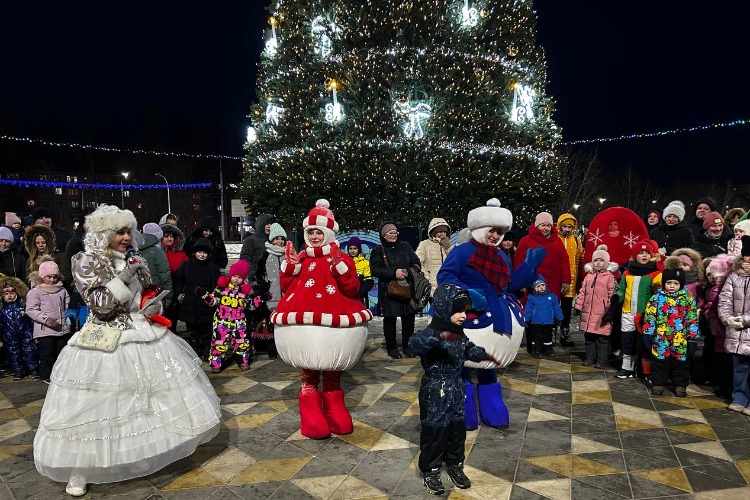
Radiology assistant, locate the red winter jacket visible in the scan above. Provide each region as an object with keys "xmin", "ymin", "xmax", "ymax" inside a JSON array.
[{"xmin": 514, "ymin": 225, "xmax": 571, "ymax": 300}]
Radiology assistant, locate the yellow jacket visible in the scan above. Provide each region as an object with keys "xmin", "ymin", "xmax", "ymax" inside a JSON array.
[
  {"xmin": 351, "ymin": 253, "xmax": 372, "ymax": 282},
  {"xmin": 557, "ymin": 213, "xmax": 583, "ymax": 298}
]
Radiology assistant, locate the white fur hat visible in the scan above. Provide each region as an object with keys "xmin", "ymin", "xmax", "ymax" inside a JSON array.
[
  {"xmin": 663, "ymin": 200, "xmax": 686, "ymax": 222},
  {"xmin": 85, "ymin": 204, "xmax": 137, "ymax": 234},
  {"xmin": 467, "ymin": 198, "xmax": 513, "ymax": 246},
  {"xmin": 733, "ymin": 219, "xmax": 750, "ymax": 235}
]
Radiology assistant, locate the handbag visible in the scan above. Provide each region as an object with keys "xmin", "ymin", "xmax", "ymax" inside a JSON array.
[
  {"xmin": 74, "ymin": 322, "xmax": 122, "ymax": 352},
  {"xmin": 381, "ymin": 247, "xmax": 412, "ymax": 302}
]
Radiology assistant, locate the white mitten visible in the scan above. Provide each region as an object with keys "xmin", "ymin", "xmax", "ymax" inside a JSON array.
[{"xmin": 726, "ymin": 316, "xmax": 744, "ymax": 330}]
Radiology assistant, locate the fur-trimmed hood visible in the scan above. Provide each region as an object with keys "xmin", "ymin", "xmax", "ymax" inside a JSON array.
[
  {"xmin": 160, "ymin": 223, "xmax": 186, "ymax": 251},
  {"xmin": 0, "ymin": 274, "xmax": 29, "ymax": 300},
  {"xmin": 24, "ymin": 224, "xmax": 56, "ymax": 256},
  {"xmin": 27, "ymin": 254, "xmax": 54, "ymax": 287},
  {"xmin": 725, "ymin": 208, "xmax": 746, "ymax": 226},
  {"xmin": 668, "ymin": 247, "xmax": 705, "ymax": 282},
  {"xmin": 584, "ymin": 261, "xmax": 619, "ymax": 273}
]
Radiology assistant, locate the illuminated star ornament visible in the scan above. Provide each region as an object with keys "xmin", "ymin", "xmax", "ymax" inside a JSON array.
[
  {"xmin": 461, "ymin": 0, "xmax": 479, "ymax": 27},
  {"xmin": 311, "ymin": 15, "xmax": 342, "ymax": 59},
  {"xmin": 393, "ymin": 99, "xmax": 432, "ymax": 139},
  {"xmin": 511, "ymin": 83, "xmax": 536, "ymax": 123}
]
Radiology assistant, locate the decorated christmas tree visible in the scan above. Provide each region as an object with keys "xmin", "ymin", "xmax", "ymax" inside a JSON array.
[{"xmin": 241, "ymin": 0, "xmax": 563, "ymax": 230}]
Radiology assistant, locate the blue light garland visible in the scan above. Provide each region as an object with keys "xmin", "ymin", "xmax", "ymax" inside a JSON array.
[
  {"xmin": 560, "ymin": 119, "xmax": 749, "ymax": 146},
  {"xmin": 0, "ymin": 179, "xmax": 212, "ymax": 189}
]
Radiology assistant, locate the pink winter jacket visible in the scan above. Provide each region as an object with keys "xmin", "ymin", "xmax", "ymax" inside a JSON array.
[
  {"xmin": 704, "ymin": 282, "xmax": 727, "ymax": 353},
  {"xmin": 718, "ymin": 258, "xmax": 750, "ymax": 356},
  {"xmin": 574, "ymin": 263, "xmax": 617, "ymax": 336},
  {"xmin": 25, "ymin": 282, "xmax": 71, "ymax": 339}
]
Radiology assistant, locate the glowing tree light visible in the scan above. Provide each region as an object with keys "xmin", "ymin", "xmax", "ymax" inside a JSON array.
[
  {"xmin": 264, "ymin": 17, "xmax": 278, "ymax": 57},
  {"xmin": 311, "ymin": 15, "xmax": 342, "ymax": 59},
  {"xmin": 461, "ymin": 0, "xmax": 479, "ymax": 27},
  {"xmin": 265, "ymin": 103, "xmax": 284, "ymax": 126},
  {"xmin": 324, "ymin": 80, "xmax": 344, "ymax": 124},
  {"xmin": 393, "ymin": 99, "xmax": 432, "ymax": 139},
  {"xmin": 511, "ymin": 82, "xmax": 536, "ymax": 123},
  {"xmin": 247, "ymin": 126, "xmax": 257, "ymax": 144}
]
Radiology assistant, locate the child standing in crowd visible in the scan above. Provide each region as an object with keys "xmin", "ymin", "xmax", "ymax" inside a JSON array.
[
  {"xmin": 614, "ymin": 240, "xmax": 662, "ymax": 379},
  {"xmin": 525, "ymin": 278, "xmax": 564, "ymax": 358},
  {"xmin": 345, "ymin": 236, "xmax": 374, "ymax": 307},
  {"xmin": 727, "ymin": 219, "xmax": 750, "ymax": 257},
  {"xmin": 254, "ymin": 222, "xmax": 288, "ymax": 359},
  {"xmin": 575, "ymin": 245, "xmax": 618, "ymax": 368},
  {"xmin": 202, "ymin": 260, "xmax": 254, "ymax": 372},
  {"xmin": 24, "ymin": 260, "xmax": 70, "ymax": 383},
  {"xmin": 667, "ymin": 248, "xmax": 705, "ymax": 303},
  {"xmin": 0, "ymin": 276, "xmax": 39, "ymax": 380},
  {"xmin": 704, "ymin": 254, "xmax": 735, "ymax": 399},
  {"xmin": 173, "ymin": 238, "xmax": 222, "ymax": 359},
  {"xmin": 408, "ymin": 284, "xmax": 487, "ymax": 495},
  {"xmin": 719, "ymin": 236, "xmax": 750, "ymax": 414},
  {"xmin": 498, "ymin": 231, "xmax": 516, "ymax": 261},
  {"xmin": 643, "ymin": 267, "xmax": 700, "ymax": 397}
]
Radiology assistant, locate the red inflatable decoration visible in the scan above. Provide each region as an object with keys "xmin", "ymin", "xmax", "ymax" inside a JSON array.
[{"xmin": 583, "ymin": 207, "xmax": 649, "ymax": 270}]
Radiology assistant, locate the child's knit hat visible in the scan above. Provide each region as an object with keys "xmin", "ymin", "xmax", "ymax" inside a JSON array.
[
  {"xmin": 142, "ymin": 222, "xmax": 164, "ymax": 240},
  {"xmin": 734, "ymin": 220, "xmax": 750, "ymax": 235},
  {"xmin": 531, "ymin": 278, "xmax": 547, "ymax": 290},
  {"xmin": 592, "ymin": 245, "xmax": 611, "ymax": 267},
  {"xmin": 346, "ymin": 236, "xmax": 362, "ymax": 252},
  {"xmin": 192, "ymin": 238, "xmax": 214, "ymax": 254},
  {"xmin": 228, "ymin": 259, "xmax": 250, "ymax": 280},
  {"xmin": 631, "ymin": 240, "xmax": 657, "ymax": 259},
  {"xmin": 38, "ymin": 260, "xmax": 60, "ymax": 278},
  {"xmin": 4, "ymin": 212, "xmax": 21, "ymax": 226},
  {"xmin": 268, "ymin": 223, "xmax": 287, "ymax": 242},
  {"xmin": 661, "ymin": 268, "xmax": 685, "ymax": 289},
  {"xmin": 451, "ymin": 289, "xmax": 472, "ymax": 315},
  {"xmin": 706, "ymin": 254, "xmax": 734, "ymax": 279}
]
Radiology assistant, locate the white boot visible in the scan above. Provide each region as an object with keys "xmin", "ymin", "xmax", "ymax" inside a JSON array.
[{"xmin": 65, "ymin": 474, "xmax": 87, "ymax": 497}]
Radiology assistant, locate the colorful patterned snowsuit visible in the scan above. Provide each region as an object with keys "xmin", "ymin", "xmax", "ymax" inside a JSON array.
[{"xmin": 204, "ymin": 283, "xmax": 253, "ymax": 370}]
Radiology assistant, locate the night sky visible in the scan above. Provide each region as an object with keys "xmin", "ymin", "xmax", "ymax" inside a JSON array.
[{"xmin": 2, "ymin": 1, "xmax": 748, "ymax": 183}]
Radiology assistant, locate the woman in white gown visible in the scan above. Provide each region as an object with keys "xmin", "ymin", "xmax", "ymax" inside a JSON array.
[{"xmin": 34, "ymin": 204, "xmax": 221, "ymax": 497}]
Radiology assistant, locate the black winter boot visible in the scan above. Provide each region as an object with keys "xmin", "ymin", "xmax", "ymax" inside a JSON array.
[
  {"xmin": 560, "ymin": 328, "xmax": 575, "ymax": 347},
  {"xmin": 447, "ymin": 463, "xmax": 471, "ymax": 489},
  {"xmin": 422, "ymin": 469, "xmax": 445, "ymax": 495}
]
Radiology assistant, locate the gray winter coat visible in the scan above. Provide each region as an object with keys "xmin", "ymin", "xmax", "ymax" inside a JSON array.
[
  {"xmin": 139, "ymin": 233, "xmax": 173, "ymax": 301},
  {"xmin": 718, "ymin": 257, "xmax": 750, "ymax": 356}
]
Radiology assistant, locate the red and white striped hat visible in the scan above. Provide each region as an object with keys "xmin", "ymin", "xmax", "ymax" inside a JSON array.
[{"xmin": 303, "ymin": 199, "xmax": 339, "ymax": 233}]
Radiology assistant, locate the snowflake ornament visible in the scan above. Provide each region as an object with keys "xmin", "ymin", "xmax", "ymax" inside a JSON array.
[
  {"xmin": 623, "ymin": 231, "xmax": 639, "ymax": 249},
  {"xmin": 486, "ymin": 312, "xmax": 492, "ymax": 318},
  {"xmin": 305, "ymin": 279, "xmax": 316, "ymax": 288},
  {"xmin": 588, "ymin": 228, "xmax": 604, "ymax": 247},
  {"xmin": 308, "ymin": 262, "xmax": 317, "ymax": 271},
  {"xmin": 316, "ymin": 293, "xmax": 323, "ymax": 299},
  {"xmin": 473, "ymin": 319, "xmax": 480, "ymax": 325},
  {"xmin": 325, "ymin": 284, "xmax": 337, "ymax": 295}
]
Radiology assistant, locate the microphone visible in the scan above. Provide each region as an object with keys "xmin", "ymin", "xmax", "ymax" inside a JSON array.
[{"xmin": 125, "ymin": 246, "xmax": 145, "ymax": 279}]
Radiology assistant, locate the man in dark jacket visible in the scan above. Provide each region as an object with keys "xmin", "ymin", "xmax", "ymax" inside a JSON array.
[
  {"xmin": 184, "ymin": 216, "xmax": 228, "ymax": 270},
  {"xmin": 30, "ymin": 207, "xmax": 71, "ymax": 251},
  {"xmin": 693, "ymin": 211, "xmax": 733, "ymax": 258},
  {"xmin": 688, "ymin": 196, "xmax": 717, "ymax": 239},
  {"xmin": 239, "ymin": 214, "xmax": 275, "ymax": 280}
]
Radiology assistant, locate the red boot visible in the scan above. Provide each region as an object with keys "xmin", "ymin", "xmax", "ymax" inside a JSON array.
[
  {"xmin": 321, "ymin": 389, "xmax": 353, "ymax": 435},
  {"xmin": 298, "ymin": 391, "xmax": 330, "ymax": 439}
]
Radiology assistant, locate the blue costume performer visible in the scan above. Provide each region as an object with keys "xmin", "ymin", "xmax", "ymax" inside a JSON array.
[{"xmin": 437, "ymin": 198, "xmax": 544, "ymax": 429}]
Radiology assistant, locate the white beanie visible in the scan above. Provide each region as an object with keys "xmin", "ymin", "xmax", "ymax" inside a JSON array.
[
  {"xmin": 733, "ymin": 219, "xmax": 750, "ymax": 235},
  {"xmin": 467, "ymin": 198, "xmax": 512, "ymax": 244},
  {"xmin": 662, "ymin": 200, "xmax": 686, "ymax": 222}
]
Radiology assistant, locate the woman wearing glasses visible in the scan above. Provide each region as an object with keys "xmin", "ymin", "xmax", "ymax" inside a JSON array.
[{"xmin": 370, "ymin": 222, "xmax": 422, "ymax": 358}]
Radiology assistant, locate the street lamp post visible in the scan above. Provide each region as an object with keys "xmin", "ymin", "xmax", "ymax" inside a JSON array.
[
  {"xmin": 155, "ymin": 173, "xmax": 171, "ymax": 214},
  {"xmin": 121, "ymin": 172, "xmax": 129, "ymax": 207}
]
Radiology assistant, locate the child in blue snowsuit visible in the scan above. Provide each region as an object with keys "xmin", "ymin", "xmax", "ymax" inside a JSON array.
[
  {"xmin": 0, "ymin": 276, "xmax": 39, "ymax": 380},
  {"xmin": 526, "ymin": 277, "xmax": 564, "ymax": 358},
  {"xmin": 408, "ymin": 284, "xmax": 488, "ymax": 495}
]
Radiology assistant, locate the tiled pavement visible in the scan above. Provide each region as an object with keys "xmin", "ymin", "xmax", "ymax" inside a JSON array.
[{"xmin": 2, "ymin": 318, "xmax": 750, "ymax": 499}]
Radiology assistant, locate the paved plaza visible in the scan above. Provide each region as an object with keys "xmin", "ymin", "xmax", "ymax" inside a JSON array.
[{"xmin": 1, "ymin": 318, "xmax": 749, "ymax": 499}]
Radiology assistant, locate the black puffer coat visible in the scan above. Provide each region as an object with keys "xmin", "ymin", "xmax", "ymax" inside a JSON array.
[
  {"xmin": 649, "ymin": 221, "xmax": 695, "ymax": 255},
  {"xmin": 173, "ymin": 252, "xmax": 222, "ymax": 324},
  {"xmin": 184, "ymin": 216, "xmax": 228, "ymax": 270},
  {"xmin": 370, "ymin": 222, "xmax": 421, "ymax": 317},
  {"xmin": 0, "ymin": 244, "xmax": 26, "ymax": 280}
]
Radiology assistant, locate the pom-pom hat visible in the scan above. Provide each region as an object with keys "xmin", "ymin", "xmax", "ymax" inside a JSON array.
[
  {"xmin": 467, "ymin": 198, "xmax": 512, "ymax": 244},
  {"xmin": 592, "ymin": 245, "xmax": 611, "ymax": 267},
  {"xmin": 85, "ymin": 204, "xmax": 137, "ymax": 233},
  {"xmin": 228, "ymin": 259, "xmax": 250, "ymax": 280},
  {"xmin": 663, "ymin": 200, "xmax": 686, "ymax": 222},
  {"xmin": 303, "ymin": 199, "xmax": 338, "ymax": 246},
  {"xmin": 39, "ymin": 260, "xmax": 60, "ymax": 278}
]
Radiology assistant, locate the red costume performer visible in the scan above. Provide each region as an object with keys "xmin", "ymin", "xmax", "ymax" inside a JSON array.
[{"xmin": 272, "ymin": 199, "xmax": 372, "ymax": 439}]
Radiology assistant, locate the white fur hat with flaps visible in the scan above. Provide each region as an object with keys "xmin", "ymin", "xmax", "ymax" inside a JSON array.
[
  {"xmin": 467, "ymin": 198, "xmax": 512, "ymax": 232},
  {"xmin": 85, "ymin": 204, "xmax": 137, "ymax": 233}
]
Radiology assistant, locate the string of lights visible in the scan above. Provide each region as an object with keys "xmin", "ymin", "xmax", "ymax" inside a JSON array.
[
  {"xmin": 560, "ymin": 118, "xmax": 749, "ymax": 146},
  {"xmin": 0, "ymin": 134, "xmax": 243, "ymax": 161},
  {"xmin": 0, "ymin": 179, "xmax": 212, "ymax": 189},
  {"xmin": 3, "ymin": 118, "xmax": 748, "ymax": 160}
]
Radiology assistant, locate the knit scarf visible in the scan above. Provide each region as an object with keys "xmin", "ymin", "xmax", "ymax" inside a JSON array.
[
  {"xmin": 429, "ymin": 315, "xmax": 464, "ymax": 335},
  {"xmin": 467, "ymin": 239, "xmax": 510, "ymax": 294},
  {"xmin": 264, "ymin": 241, "xmax": 285, "ymax": 256}
]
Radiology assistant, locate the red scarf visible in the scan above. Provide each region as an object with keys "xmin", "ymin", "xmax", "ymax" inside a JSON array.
[{"xmin": 468, "ymin": 239, "xmax": 510, "ymax": 295}]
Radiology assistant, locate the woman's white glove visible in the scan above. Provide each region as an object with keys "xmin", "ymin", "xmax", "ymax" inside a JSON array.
[
  {"xmin": 726, "ymin": 316, "xmax": 744, "ymax": 330},
  {"xmin": 119, "ymin": 255, "xmax": 148, "ymax": 283}
]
